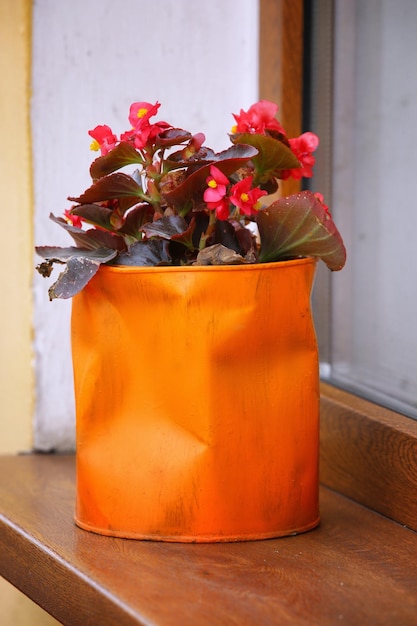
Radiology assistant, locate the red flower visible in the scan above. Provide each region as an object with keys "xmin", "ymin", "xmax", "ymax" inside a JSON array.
[
  {"xmin": 281, "ymin": 132, "xmax": 319, "ymax": 180},
  {"xmin": 203, "ymin": 165, "xmax": 229, "ymax": 204},
  {"xmin": 230, "ymin": 177, "xmax": 267, "ymax": 216},
  {"xmin": 64, "ymin": 209, "xmax": 83, "ymax": 228},
  {"xmin": 88, "ymin": 125, "xmax": 117, "ymax": 156},
  {"xmin": 314, "ymin": 192, "xmax": 330, "ymax": 213},
  {"xmin": 232, "ymin": 100, "xmax": 286, "ymax": 135},
  {"xmin": 121, "ymin": 101, "xmax": 171, "ymax": 150},
  {"xmin": 128, "ymin": 101, "xmax": 161, "ymax": 128},
  {"xmin": 206, "ymin": 198, "xmax": 230, "ymax": 221}
]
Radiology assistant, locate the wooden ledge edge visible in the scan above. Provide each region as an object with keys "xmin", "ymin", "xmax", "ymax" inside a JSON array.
[
  {"xmin": 0, "ymin": 511, "xmax": 141, "ymax": 626},
  {"xmin": 320, "ymin": 382, "xmax": 417, "ymax": 531}
]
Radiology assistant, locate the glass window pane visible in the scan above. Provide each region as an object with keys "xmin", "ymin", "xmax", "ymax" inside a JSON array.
[{"xmin": 329, "ymin": 0, "xmax": 417, "ymax": 418}]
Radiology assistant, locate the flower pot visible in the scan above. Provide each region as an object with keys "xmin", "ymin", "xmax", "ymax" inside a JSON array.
[{"xmin": 71, "ymin": 257, "xmax": 320, "ymax": 542}]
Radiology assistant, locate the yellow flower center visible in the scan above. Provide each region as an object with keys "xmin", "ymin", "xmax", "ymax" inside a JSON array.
[
  {"xmin": 240, "ymin": 192, "xmax": 249, "ymax": 202},
  {"xmin": 90, "ymin": 139, "xmax": 100, "ymax": 152},
  {"xmin": 208, "ymin": 179, "xmax": 218, "ymax": 189},
  {"xmin": 137, "ymin": 107, "xmax": 148, "ymax": 119}
]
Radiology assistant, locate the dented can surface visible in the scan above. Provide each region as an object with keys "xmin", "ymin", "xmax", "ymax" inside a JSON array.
[{"xmin": 72, "ymin": 257, "xmax": 320, "ymax": 542}]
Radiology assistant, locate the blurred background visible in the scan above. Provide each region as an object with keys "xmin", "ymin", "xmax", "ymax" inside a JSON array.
[{"xmin": 2, "ymin": 0, "xmax": 417, "ymax": 623}]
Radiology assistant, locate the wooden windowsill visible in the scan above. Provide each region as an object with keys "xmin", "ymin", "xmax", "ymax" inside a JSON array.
[
  {"xmin": 320, "ymin": 382, "xmax": 417, "ymax": 531},
  {"xmin": 1, "ymin": 385, "xmax": 417, "ymax": 625}
]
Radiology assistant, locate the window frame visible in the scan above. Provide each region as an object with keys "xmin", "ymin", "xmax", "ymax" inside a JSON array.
[{"xmin": 259, "ymin": 0, "xmax": 417, "ymax": 532}]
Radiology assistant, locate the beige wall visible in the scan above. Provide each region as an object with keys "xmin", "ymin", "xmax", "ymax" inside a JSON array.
[
  {"xmin": 0, "ymin": 0, "xmax": 34, "ymax": 455},
  {"xmin": 0, "ymin": 577, "xmax": 60, "ymax": 626},
  {"xmin": 0, "ymin": 2, "xmax": 58, "ymax": 623}
]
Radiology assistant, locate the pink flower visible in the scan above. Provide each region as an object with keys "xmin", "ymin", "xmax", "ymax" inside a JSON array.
[
  {"xmin": 203, "ymin": 165, "xmax": 229, "ymax": 204},
  {"xmin": 281, "ymin": 132, "xmax": 319, "ymax": 180},
  {"xmin": 232, "ymin": 100, "xmax": 286, "ymax": 135},
  {"xmin": 230, "ymin": 177, "xmax": 267, "ymax": 216},
  {"xmin": 88, "ymin": 125, "xmax": 117, "ymax": 156}
]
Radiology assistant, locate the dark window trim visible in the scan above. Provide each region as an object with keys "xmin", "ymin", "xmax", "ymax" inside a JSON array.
[{"xmin": 259, "ymin": 0, "xmax": 417, "ymax": 531}]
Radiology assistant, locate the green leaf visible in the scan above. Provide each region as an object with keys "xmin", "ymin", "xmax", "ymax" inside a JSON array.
[
  {"xmin": 162, "ymin": 144, "xmax": 259, "ymax": 211},
  {"xmin": 48, "ymin": 214, "xmax": 102, "ymax": 250},
  {"xmin": 256, "ymin": 190, "xmax": 347, "ymax": 270},
  {"xmin": 114, "ymin": 239, "xmax": 171, "ymax": 266},
  {"xmin": 48, "ymin": 257, "xmax": 102, "ymax": 300},
  {"xmin": 70, "ymin": 204, "xmax": 114, "ymax": 229},
  {"xmin": 165, "ymin": 146, "xmax": 216, "ymax": 169},
  {"xmin": 154, "ymin": 128, "xmax": 192, "ymax": 148},
  {"xmin": 141, "ymin": 215, "xmax": 197, "ymax": 252},
  {"xmin": 35, "ymin": 247, "xmax": 118, "ymax": 300},
  {"xmin": 195, "ymin": 243, "xmax": 247, "ymax": 265},
  {"xmin": 35, "ymin": 245, "xmax": 117, "ymax": 263},
  {"xmin": 83, "ymin": 229, "xmax": 127, "ymax": 251},
  {"xmin": 213, "ymin": 219, "xmax": 255, "ymax": 257},
  {"xmin": 118, "ymin": 204, "xmax": 155, "ymax": 238},
  {"xmin": 68, "ymin": 172, "xmax": 144, "ymax": 212},
  {"xmin": 231, "ymin": 133, "xmax": 300, "ymax": 179},
  {"xmin": 140, "ymin": 214, "xmax": 193, "ymax": 241},
  {"xmin": 48, "ymin": 213, "xmax": 125, "ymax": 250},
  {"xmin": 212, "ymin": 144, "xmax": 260, "ymax": 172},
  {"xmin": 90, "ymin": 142, "xmax": 144, "ymax": 180}
]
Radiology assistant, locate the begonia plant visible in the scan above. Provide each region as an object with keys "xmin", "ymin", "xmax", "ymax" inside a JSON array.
[{"xmin": 36, "ymin": 100, "xmax": 346, "ymax": 299}]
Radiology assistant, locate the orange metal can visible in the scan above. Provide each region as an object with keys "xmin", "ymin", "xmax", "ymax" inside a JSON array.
[{"xmin": 72, "ymin": 257, "xmax": 320, "ymax": 541}]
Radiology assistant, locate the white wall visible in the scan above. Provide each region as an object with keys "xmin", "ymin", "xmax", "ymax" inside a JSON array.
[{"xmin": 32, "ymin": 0, "xmax": 259, "ymax": 450}]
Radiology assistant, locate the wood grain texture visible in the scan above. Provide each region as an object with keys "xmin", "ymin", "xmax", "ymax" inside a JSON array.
[
  {"xmin": 1, "ymin": 454, "xmax": 417, "ymax": 626},
  {"xmin": 320, "ymin": 382, "xmax": 417, "ymax": 531},
  {"xmin": 259, "ymin": 0, "xmax": 303, "ymax": 196}
]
